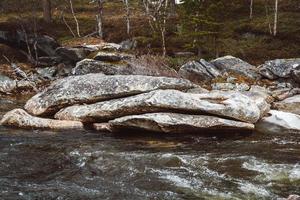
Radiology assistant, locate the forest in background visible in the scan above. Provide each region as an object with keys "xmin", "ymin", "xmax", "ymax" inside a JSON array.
[{"xmin": 0, "ymin": 0, "xmax": 299, "ymax": 67}]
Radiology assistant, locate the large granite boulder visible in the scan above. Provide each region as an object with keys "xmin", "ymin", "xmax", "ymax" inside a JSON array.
[
  {"xmin": 109, "ymin": 113, "xmax": 254, "ymax": 134},
  {"xmin": 255, "ymin": 110, "xmax": 300, "ymax": 134},
  {"xmin": 0, "ymin": 109, "xmax": 84, "ymax": 130},
  {"xmin": 72, "ymin": 59, "xmax": 178, "ymax": 77},
  {"xmin": 211, "ymin": 56, "xmax": 260, "ymax": 80},
  {"xmin": 55, "ymin": 89, "xmax": 267, "ymax": 124},
  {"xmin": 259, "ymin": 58, "xmax": 300, "ymax": 80},
  {"xmin": 178, "ymin": 59, "xmax": 220, "ymax": 84},
  {"xmin": 273, "ymin": 95, "xmax": 300, "ymax": 115},
  {"xmin": 24, "ymin": 74, "xmax": 195, "ymax": 116}
]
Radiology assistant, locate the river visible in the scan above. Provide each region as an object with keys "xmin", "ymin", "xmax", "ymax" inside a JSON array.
[{"xmin": 0, "ymin": 97, "xmax": 299, "ymax": 199}]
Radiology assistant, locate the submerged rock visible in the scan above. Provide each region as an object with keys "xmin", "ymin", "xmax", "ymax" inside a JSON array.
[
  {"xmin": 273, "ymin": 95, "xmax": 300, "ymax": 115},
  {"xmin": 0, "ymin": 109, "xmax": 84, "ymax": 130},
  {"xmin": 211, "ymin": 55, "xmax": 260, "ymax": 80},
  {"xmin": 255, "ymin": 110, "xmax": 300, "ymax": 134},
  {"xmin": 56, "ymin": 89, "xmax": 266, "ymax": 123},
  {"xmin": 25, "ymin": 74, "xmax": 195, "ymax": 116},
  {"xmin": 109, "ymin": 113, "xmax": 254, "ymax": 134}
]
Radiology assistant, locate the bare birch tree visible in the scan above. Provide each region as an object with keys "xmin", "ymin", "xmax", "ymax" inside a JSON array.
[
  {"xmin": 96, "ymin": 0, "xmax": 104, "ymax": 38},
  {"xmin": 69, "ymin": 0, "xmax": 81, "ymax": 37},
  {"xmin": 143, "ymin": 0, "xmax": 170, "ymax": 57},
  {"xmin": 273, "ymin": 0, "xmax": 278, "ymax": 36},
  {"xmin": 123, "ymin": 0, "xmax": 130, "ymax": 36},
  {"xmin": 250, "ymin": 0, "xmax": 253, "ymax": 19}
]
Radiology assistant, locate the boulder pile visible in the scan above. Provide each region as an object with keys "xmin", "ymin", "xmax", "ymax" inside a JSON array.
[{"xmin": 1, "ymin": 36, "xmax": 300, "ymax": 134}]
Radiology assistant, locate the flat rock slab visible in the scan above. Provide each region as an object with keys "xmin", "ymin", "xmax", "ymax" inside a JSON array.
[
  {"xmin": 0, "ymin": 109, "xmax": 84, "ymax": 130},
  {"xmin": 93, "ymin": 52, "xmax": 134, "ymax": 62},
  {"xmin": 56, "ymin": 89, "xmax": 266, "ymax": 123},
  {"xmin": 273, "ymin": 95, "xmax": 300, "ymax": 115},
  {"xmin": 25, "ymin": 74, "xmax": 195, "ymax": 116},
  {"xmin": 255, "ymin": 110, "xmax": 300, "ymax": 134},
  {"xmin": 109, "ymin": 113, "xmax": 254, "ymax": 134}
]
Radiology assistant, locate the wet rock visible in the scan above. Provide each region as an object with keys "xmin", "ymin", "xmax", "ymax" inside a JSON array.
[
  {"xmin": 259, "ymin": 58, "xmax": 300, "ymax": 80},
  {"xmin": 273, "ymin": 95, "xmax": 300, "ymax": 115},
  {"xmin": 211, "ymin": 55, "xmax": 260, "ymax": 79},
  {"xmin": 0, "ymin": 109, "xmax": 84, "ymax": 130},
  {"xmin": 109, "ymin": 113, "xmax": 255, "ymax": 134},
  {"xmin": 55, "ymin": 89, "xmax": 266, "ymax": 123},
  {"xmin": 0, "ymin": 74, "xmax": 17, "ymax": 94},
  {"xmin": 255, "ymin": 110, "xmax": 300, "ymax": 134},
  {"xmin": 25, "ymin": 74, "xmax": 195, "ymax": 116},
  {"xmin": 93, "ymin": 52, "xmax": 134, "ymax": 62},
  {"xmin": 179, "ymin": 61, "xmax": 214, "ymax": 84}
]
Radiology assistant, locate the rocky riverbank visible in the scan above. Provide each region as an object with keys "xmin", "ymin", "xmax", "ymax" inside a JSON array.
[{"xmin": 1, "ymin": 37, "xmax": 300, "ymax": 135}]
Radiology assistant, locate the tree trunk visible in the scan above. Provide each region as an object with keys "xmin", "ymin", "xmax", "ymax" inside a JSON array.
[
  {"xmin": 97, "ymin": 0, "xmax": 104, "ymax": 38},
  {"xmin": 250, "ymin": 0, "xmax": 253, "ymax": 19},
  {"xmin": 42, "ymin": 0, "xmax": 52, "ymax": 23},
  {"xmin": 123, "ymin": 0, "xmax": 130, "ymax": 36},
  {"xmin": 69, "ymin": 0, "xmax": 81, "ymax": 37},
  {"xmin": 170, "ymin": 0, "xmax": 176, "ymax": 16},
  {"xmin": 273, "ymin": 0, "xmax": 278, "ymax": 36}
]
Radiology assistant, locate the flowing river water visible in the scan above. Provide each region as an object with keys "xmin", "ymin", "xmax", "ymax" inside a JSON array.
[{"xmin": 0, "ymin": 97, "xmax": 299, "ymax": 200}]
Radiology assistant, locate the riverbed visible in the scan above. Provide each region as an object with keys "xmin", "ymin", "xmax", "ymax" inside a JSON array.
[{"xmin": 0, "ymin": 98, "xmax": 299, "ymax": 199}]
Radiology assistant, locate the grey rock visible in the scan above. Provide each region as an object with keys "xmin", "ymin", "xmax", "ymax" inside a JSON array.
[
  {"xmin": 37, "ymin": 66, "xmax": 58, "ymax": 80},
  {"xmin": 94, "ymin": 52, "xmax": 134, "ymax": 62},
  {"xmin": 109, "ymin": 113, "xmax": 254, "ymax": 134},
  {"xmin": 179, "ymin": 61, "xmax": 214, "ymax": 84},
  {"xmin": 211, "ymin": 55, "xmax": 260, "ymax": 79},
  {"xmin": 199, "ymin": 59, "xmax": 221, "ymax": 78},
  {"xmin": 24, "ymin": 74, "xmax": 195, "ymax": 116},
  {"xmin": 0, "ymin": 109, "xmax": 84, "ymax": 130},
  {"xmin": 120, "ymin": 39, "xmax": 137, "ymax": 50},
  {"xmin": 72, "ymin": 59, "xmax": 128, "ymax": 76},
  {"xmin": 0, "ymin": 74, "xmax": 17, "ymax": 94},
  {"xmin": 73, "ymin": 59, "xmax": 178, "ymax": 77},
  {"xmin": 259, "ymin": 58, "xmax": 300, "ymax": 80},
  {"xmin": 273, "ymin": 95, "xmax": 300, "ymax": 115},
  {"xmin": 55, "ymin": 89, "xmax": 266, "ymax": 124},
  {"xmin": 55, "ymin": 47, "xmax": 89, "ymax": 64},
  {"xmin": 255, "ymin": 110, "xmax": 300, "ymax": 134}
]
